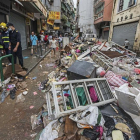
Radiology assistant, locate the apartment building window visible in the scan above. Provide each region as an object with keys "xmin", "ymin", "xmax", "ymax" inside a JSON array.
[
  {"xmin": 119, "ymin": 0, "xmax": 124, "ymax": 11},
  {"xmin": 128, "ymin": 0, "xmax": 135, "ymax": 7}
]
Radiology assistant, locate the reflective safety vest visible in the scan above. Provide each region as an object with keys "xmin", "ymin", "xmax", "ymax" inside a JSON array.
[
  {"xmin": 0, "ymin": 45, "xmax": 3, "ymax": 50},
  {"xmin": 2, "ymin": 30, "xmax": 9, "ymax": 48}
]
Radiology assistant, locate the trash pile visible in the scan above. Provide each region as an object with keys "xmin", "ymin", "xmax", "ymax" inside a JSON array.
[
  {"xmin": 0, "ymin": 64, "xmax": 28, "ymax": 103},
  {"xmin": 31, "ymin": 40, "xmax": 140, "ymax": 139}
]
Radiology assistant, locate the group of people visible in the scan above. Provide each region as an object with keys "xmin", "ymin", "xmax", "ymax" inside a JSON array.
[
  {"xmin": 0, "ymin": 21, "xmax": 64, "ymax": 70},
  {"xmin": 0, "ymin": 22, "xmax": 24, "ymax": 68},
  {"xmin": 30, "ymin": 32, "xmax": 63, "ymax": 57}
]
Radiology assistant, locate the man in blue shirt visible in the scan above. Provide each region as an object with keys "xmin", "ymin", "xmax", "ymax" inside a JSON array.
[
  {"xmin": 8, "ymin": 23, "xmax": 24, "ymax": 67},
  {"xmin": 30, "ymin": 32, "xmax": 38, "ymax": 55}
]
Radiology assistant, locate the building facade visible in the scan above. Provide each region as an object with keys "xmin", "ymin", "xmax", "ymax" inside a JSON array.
[
  {"xmin": 109, "ymin": 0, "xmax": 140, "ymax": 51},
  {"xmin": 76, "ymin": 0, "xmax": 96, "ymax": 37},
  {"xmin": 61, "ymin": 0, "xmax": 75, "ymax": 36},
  {"xmin": 1, "ymin": 0, "xmax": 48, "ymax": 49},
  {"xmin": 94, "ymin": 0, "xmax": 113, "ymax": 40}
]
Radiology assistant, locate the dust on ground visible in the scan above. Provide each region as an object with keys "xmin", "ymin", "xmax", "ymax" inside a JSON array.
[{"xmin": 0, "ymin": 50, "xmax": 59, "ymax": 140}]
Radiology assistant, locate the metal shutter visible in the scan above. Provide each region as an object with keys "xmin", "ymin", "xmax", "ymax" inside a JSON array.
[
  {"xmin": 9, "ymin": 12, "xmax": 27, "ymax": 50},
  {"xmin": 112, "ymin": 22, "xmax": 138, "ymax": 48},
  {"xmin": 103, "ymin": 31, "xmax": 109, "ymax": 40}
]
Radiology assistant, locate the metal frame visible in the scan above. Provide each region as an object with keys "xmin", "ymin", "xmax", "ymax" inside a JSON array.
[
  {"xmin": 0, "ymin": 54, "xmax": 15, "ymax": 81},
  {"xmin": 109, "ymin": 41, "xmax": 136, "ymax": 58},
  {"xmin": 91, "ymin": 52, "xmax": 113, "ymax": 72},
  {"xmin": 46, "ymin": 78, "xmax": 116, "ymax": 118}
]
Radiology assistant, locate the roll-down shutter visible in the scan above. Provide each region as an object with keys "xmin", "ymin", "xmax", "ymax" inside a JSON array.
[
  {"xmin": 9, "ymin": 12, "xmax": 27, "ymax": 50},
  {"xmin": 112, "ymin": 22, "xmax": 138, "ymax": 48}
]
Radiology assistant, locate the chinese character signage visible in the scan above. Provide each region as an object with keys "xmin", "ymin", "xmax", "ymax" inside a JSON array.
[
  {"xmin": 47, "ymin": 19, "xmax": 54, "ymax": 26},
  {"xmin": 54, "ymin": 26, "xmax": 60, "ymax": 30},
  {"xmin": 49, "ymin": 11, "xmax": 60, "ymax": 20}
]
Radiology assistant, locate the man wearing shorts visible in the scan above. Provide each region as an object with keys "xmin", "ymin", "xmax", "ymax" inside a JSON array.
[{"xmin": 30, "ymin": 32, "xmax": 38, "ymax": 55}]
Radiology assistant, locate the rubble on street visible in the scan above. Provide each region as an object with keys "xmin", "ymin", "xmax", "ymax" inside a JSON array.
[{"xmin": 24, "ymin": 40, "xmax": 140, "ymax": 140}]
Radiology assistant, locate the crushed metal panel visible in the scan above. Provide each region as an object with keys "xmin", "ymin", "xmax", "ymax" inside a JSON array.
[{"xmin": 47, "ymin": 78, "xmax": 116, "ymax": 118}]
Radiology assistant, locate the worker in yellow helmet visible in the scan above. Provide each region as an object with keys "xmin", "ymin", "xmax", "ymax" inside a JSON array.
[
  {"xmin": 0, "ymin": 23, "xmax": 4, "ymax": 57},
  {"xmin": 0, "ymin": 22, "xmax": 11, "ymax": 61}
]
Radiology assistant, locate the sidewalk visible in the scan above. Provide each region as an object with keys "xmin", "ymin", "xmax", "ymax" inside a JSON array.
[{"xmin": 2, "ymin": 45, "xmax": 50, "ymax": 72}]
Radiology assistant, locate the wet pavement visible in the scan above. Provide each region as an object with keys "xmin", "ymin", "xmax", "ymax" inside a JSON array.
[{"xmin": 0, "ymin": 49, "xmax": 59, "ymax": 140}]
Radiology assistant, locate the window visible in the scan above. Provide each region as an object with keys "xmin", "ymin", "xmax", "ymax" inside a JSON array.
[
  {"xmin": 125, "ymin": 15, "xmax": 128, "ymax": 20},
  {"xmin": 130, "ymin": 13, "xmax": 133, "ymax": 19},
  {"xmin": 128, "ymin": 0, "xmax": 135, "ymax": 7},
  {"xmin": 119, "ymin": 0, "xmax": 124, "ymax": 11}
]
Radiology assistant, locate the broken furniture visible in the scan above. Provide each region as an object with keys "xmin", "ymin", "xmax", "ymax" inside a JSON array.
[
  {"xmin": 91, "ymin": 52, "xmax": 113, "ymax": 72},
  {"xmin": 46, "ymin": 78, "xmax": 115, "ymax": 119},
  {"xmin": 67, "ymin": 60, "xmax": 97, "ymax": 80}
]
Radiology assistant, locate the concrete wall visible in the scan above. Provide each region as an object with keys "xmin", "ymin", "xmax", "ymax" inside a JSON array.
[
  {"xmin": 109, "ymin": 0, "xmax": 140, "ymax": 51},
  {"xmin": 78, "ymin": 0, "xmax": 97, "ymax": 35},
  {"xmin": 103, "ymin": 0, "xmax": 113, "ymax": 21}
]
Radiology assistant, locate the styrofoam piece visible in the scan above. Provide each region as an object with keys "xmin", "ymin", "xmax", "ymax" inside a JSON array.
[{"xmin": 115, "ymin": 84, "xmax": 140, "ymax": 115}]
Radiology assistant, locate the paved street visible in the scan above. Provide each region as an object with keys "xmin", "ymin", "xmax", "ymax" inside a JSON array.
[{"xmin": 0, "ymin": 50, "xmax": 59, "ymax": 140}]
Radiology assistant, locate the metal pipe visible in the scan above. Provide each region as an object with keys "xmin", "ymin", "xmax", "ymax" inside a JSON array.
[{"xmin": 25, "ymin": 49, "xmax": 52, "ymax": 76}]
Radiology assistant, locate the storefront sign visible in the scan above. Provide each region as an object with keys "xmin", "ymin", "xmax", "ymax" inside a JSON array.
[
  {"xmin": 33, "ymin": 0, "xmax": 47, "ymax": 17},
  {"xmin": 49, "ymin": 11, "xmax": 60, "ymax": 20},
  {"xmin": 26, "ymin": 18, "xmax": 30, "ymax": 25},
  {"xmin": 54, "ymin": 26, "xmax": 60, "ymax": 30},
  {"xmin": 47, "ymin": 19, "xmax": 54, "ymax": 26}
]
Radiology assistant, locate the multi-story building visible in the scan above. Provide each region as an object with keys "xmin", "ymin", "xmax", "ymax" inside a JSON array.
[
  {"xmin": 5, "ymin": 0, "xmax": 48, "ymax": 49},
  {"xmin": 76, "ymin": 0, "xmax": 96, "ymax": 37},
  {"xmin": 109, "ymin": 0, "xmax": 140, "ymax": 51},
  {"xmin": 94, "ymin": 0, "xmax": 113, "ymax": 40},
  {"xmin": 61, "ymin": 0, "xmax": 75, "ymax": 35}
]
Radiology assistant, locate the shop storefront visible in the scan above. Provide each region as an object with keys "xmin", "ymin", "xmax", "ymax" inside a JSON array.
[{"xmin": 9, "ymin": 1, "xmax": 35, "ymax": 49}]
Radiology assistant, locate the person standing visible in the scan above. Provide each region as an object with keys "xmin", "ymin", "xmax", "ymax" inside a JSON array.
[
  {"xmin": 8, "ymin": 23, "xmax": 24, "ymax": 67},
  {"xmin": 40, "ymin": 33, "xmax": 45, "ymax": 44},
  {"xmin": 58, "ymin": 34, "xmax": 63, "ymax": 49},
  {"xmin": 0, "ymin": 31, "xmax": 4, "ymax": 57},
  {"xmin": 0, "ymin": 23, "xmax": 11, "ymax": 60},
  {"xmin": 124, "ymin": 39, "xmax": 130, "ymax": 49},
  {"xmin": 30, "ymin": 31, "xmax": 38, "ymax": 55},
  {"xmin": 49, "ymin": 36, "xmax": 58, "ymax": 57}
]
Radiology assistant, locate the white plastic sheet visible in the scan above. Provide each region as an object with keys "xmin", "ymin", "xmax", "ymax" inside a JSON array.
[
  {"xmin": 39, "ymin": 120, "xmax": 58, "ymax": 140},
  {"xmin": 69, "ymin": 106, "xmax": 105, "ymax": 127}
]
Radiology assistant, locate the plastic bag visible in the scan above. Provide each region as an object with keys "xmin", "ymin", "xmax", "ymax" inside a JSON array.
[
  {"xmin": 69, "ymin": 106, "xmax": 105, "ymax": 127},
  {"xmin": 39, "ymin": 120, "xmax": 58, "ymax": 140},
  {"xmin": 83, "ymin": 128, "xmax": 100, "ymax": 140},
  {"xmin": 16, "ymin": 93, "xmax": 25, "ymax": 103},
  {"xmin": 31, "ymin": 115, "xmax": 39, "ymax": 130}
]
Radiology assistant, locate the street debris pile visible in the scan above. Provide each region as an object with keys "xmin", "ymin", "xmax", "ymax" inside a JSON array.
[
  {"xmin": 0, "ymin": 64, "xmax": 28, "ymax": 103},
  {"xmin": 1, "ymin": 40, "xmax": 140, "ymax": 140},
  {"xmin": 28, "ymin": 40, "xmax": 140, "ymax": 140}
]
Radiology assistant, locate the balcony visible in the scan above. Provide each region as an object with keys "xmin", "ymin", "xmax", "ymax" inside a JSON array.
[
  {"xmin": 19, "ymin": 0, "xmax": 47, "ymax": 17},
  {"xmin": 94, "ymin": 0, "xmax": 104, "ymax": 8}
]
